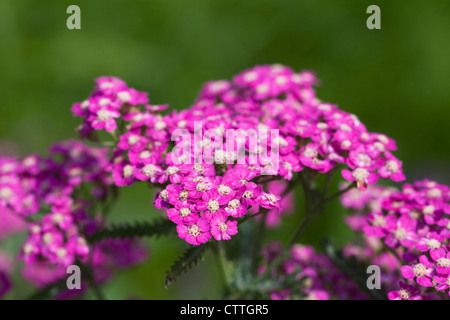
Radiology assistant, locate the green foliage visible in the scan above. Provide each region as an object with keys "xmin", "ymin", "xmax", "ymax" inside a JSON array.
[
  {"xmin": 321, "ymin": 238, "xmax": 386, "ymax": 300},
  {"xmin": 26, "ymin": 278, "xmax": 69, "ymax": 300},
  {"xmin": 87, "ymin": 218, "xmax": 174, "ymax": 243},
  {"xmin": 165, "ymin": 244, "xmax": 210, "ymax": 287}
]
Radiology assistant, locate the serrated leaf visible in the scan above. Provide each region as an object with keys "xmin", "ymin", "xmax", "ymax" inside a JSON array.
[
  {"xmin": 165, "ymin": 243, "xmax": 210, "ymax": 287},
  {"xmin": 87, "ymin": 218, "xmax": 174, "ymax": 243}
]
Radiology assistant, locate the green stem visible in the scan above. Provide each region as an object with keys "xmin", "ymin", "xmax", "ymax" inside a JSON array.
[
  {"xmin": 110, "ymin": 130, "xmax": 119, "ymax": 142},
  {"xmin": 236, "ymin": 208, "xmax": 269, "ymax": 225},
  {"xmin": 287, "ymin": 171, "xmax": 316, "ymax": 248},
  {"xmin": 80, "ymin": 259, "xmax": 106, "ymax": 300},
  {"xmin": 323, "ymin": 182, "xmax": 356, "ymax": 204},
  {"xmin": 288, "ymin": 212, "xmax": 315, "ymax": 247},
  {"xmin": 89, "ymin": 279, "xmax": 106, "ymax": 300},
  {"xmin": 252, "ymin": 213, "xmax": 267, "ymax": 272},
  {"xmin": 252, "ymin": 206, "xmax": 316, "ymax": 285},
  {"xmin": 101, "ymin": 186, "xmax": 119, "ymax": 219},
  {"xmin": 215, "ymin": 242, "xmax": 232, "ymax": 290},
  {"xmin": 322, "ymin": 166, "xmax": 339, "ymax": 197},
  {"xmin": 252, "ymin": 177, "xmax": 356, "ymax": 286}
]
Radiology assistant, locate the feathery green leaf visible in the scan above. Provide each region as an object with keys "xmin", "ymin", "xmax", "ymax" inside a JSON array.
[
  {"xmin": 87, "ymin": 218, "xmax": 174, "ymax": 243},
  {"xmin": 165, "ymin": 243, "xmax": 210, "ymax": 287}
]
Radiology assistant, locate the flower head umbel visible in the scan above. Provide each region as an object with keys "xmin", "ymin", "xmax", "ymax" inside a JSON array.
[
  {"xmin": 1, "ymin": 64, "xmax": 420, "ymax": 299},
  {"xmin": 68, "ymin": 64, "xmax": 406, "ymax": 246}
]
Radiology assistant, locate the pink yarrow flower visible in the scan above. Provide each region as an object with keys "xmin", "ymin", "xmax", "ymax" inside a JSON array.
[
  {"xmin": 210, "ymin": 214, "xmax": 238, "ymax": 241},
  {"xmin": 342, "ymin": 168, "xmax": 379, "ymax": 191},
  {"xmin": 400, "ymin": 255, "xmax": 435, "ymax": 287},
  {"xmin": 388, "ymin": 281, "xmax": 423, "ymax": 300},
  {"xmin": 176, "ymin": 218, "xmax": 212, "ymax": 246}
]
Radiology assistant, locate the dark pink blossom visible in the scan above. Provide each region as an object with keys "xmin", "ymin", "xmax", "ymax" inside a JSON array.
[
  {"xmin": 210, "ymin": 214, "xmax": 238, "ymax": 241},
  {"xmin": 388, "ymin": 281, "xmax": 423, "ymax": 300},
  {"xmin": 176, "ymin": 218, "xmax": 211, "ymax": 246}
]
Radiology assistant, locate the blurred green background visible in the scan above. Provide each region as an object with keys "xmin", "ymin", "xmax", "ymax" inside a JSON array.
[{"xmin": 1, "ymin": 0, "xmax": 450, "ymax": 299}]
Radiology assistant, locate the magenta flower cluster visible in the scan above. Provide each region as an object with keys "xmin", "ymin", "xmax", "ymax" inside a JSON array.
[
  {"xmin": 2, "ymin": 63, "xmax": 445, "ymax": 300},
  {"xmin": 0, "ymin": 141, "xmax": 147, "ymax": 296},
  {"xmin": 20, "ymin": 237, "xmax": 147, "ymax": 299},
  {"xmin": 342, "ymin": 180, "xmax": 450, "ymax": 299},
  {"xmin": 260, "ymin": 242, "xmax": 368, "ymax": 300},
  {"xmin": 0, "ymin": 141, "xmax": 112, "ymax": 266},
  {"xmin": 71, "ymin": 64, "xmax": 404, "ymax": 246}
]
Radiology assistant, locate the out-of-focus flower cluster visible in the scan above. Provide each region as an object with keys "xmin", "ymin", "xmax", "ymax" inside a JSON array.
[
  {"xmin": 21, "ymin": 238, "xmax": 147, "ymax": 299},
  {"xmin": 0, "ymin": 141, "xmax": 148, "ymax": 297},
  {"xmin": 342, "ymin": 180, "xmax": 450, "ymax": 300},
  {"xmin": 72, "ymin": 64, "xmax": 404, "ymax": 246},
  {"xmin": 260, "ymin": 242, "xmax": 368, "ymax": 300},
  {"xmin": 0, "ymin": 140, "xmax": 112, "ymax": 267}
]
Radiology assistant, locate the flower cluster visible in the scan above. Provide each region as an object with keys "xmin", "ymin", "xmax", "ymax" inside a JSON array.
[
  {"xmin": 342, "ymin": 180, "xmax": 450, "ymax": 299},
  {"xmin": 0, "ymin": 140, "xmax": 145, "ymax": 268},
  {"xmin": 22, "ymin": 237, "xmax": 147, "ymax": 299},
  {"xmin": 155, "ymin": 165, "xmax": 285, "ymax": 245},
  {"xmin": 0, "ymin": 205, "xmax": 26, "ymax": 241},
  {"xmin": 71, "ymin": 76, "xmax": 169, "ymax": 188},
  {"xmin": 260, "ymin": 242, "xmax": 368, "ymax": 300},
  {"xmin": 0, "ymin": 141, "xmax": 115, "ymax": 267},
  {"xmin": 72, "ymin": 64, "xmax": 404, "ymax": 246},
  {"xmin": 3, "ymin": 63, "xmax": 448, "ymax": 300},
  {"xmin": 0, "ymin": 140, "xmax": 149, "ymax": 298},
  {"xmin": 72, "ymin": 77, "xmax": 149, "ymax": 136}
]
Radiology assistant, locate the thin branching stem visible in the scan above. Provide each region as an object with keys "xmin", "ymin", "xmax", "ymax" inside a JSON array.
[
  {"xmin": 323, "ymin": 182, "xmax": 356, "ymax": 204},
  {"xmin": 213, "ymin": 242, "xmax": 230, "ymax": 290},
  {"xmin": 251, "ymin": 174, "xmax": 356, "ymax": 286}
]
